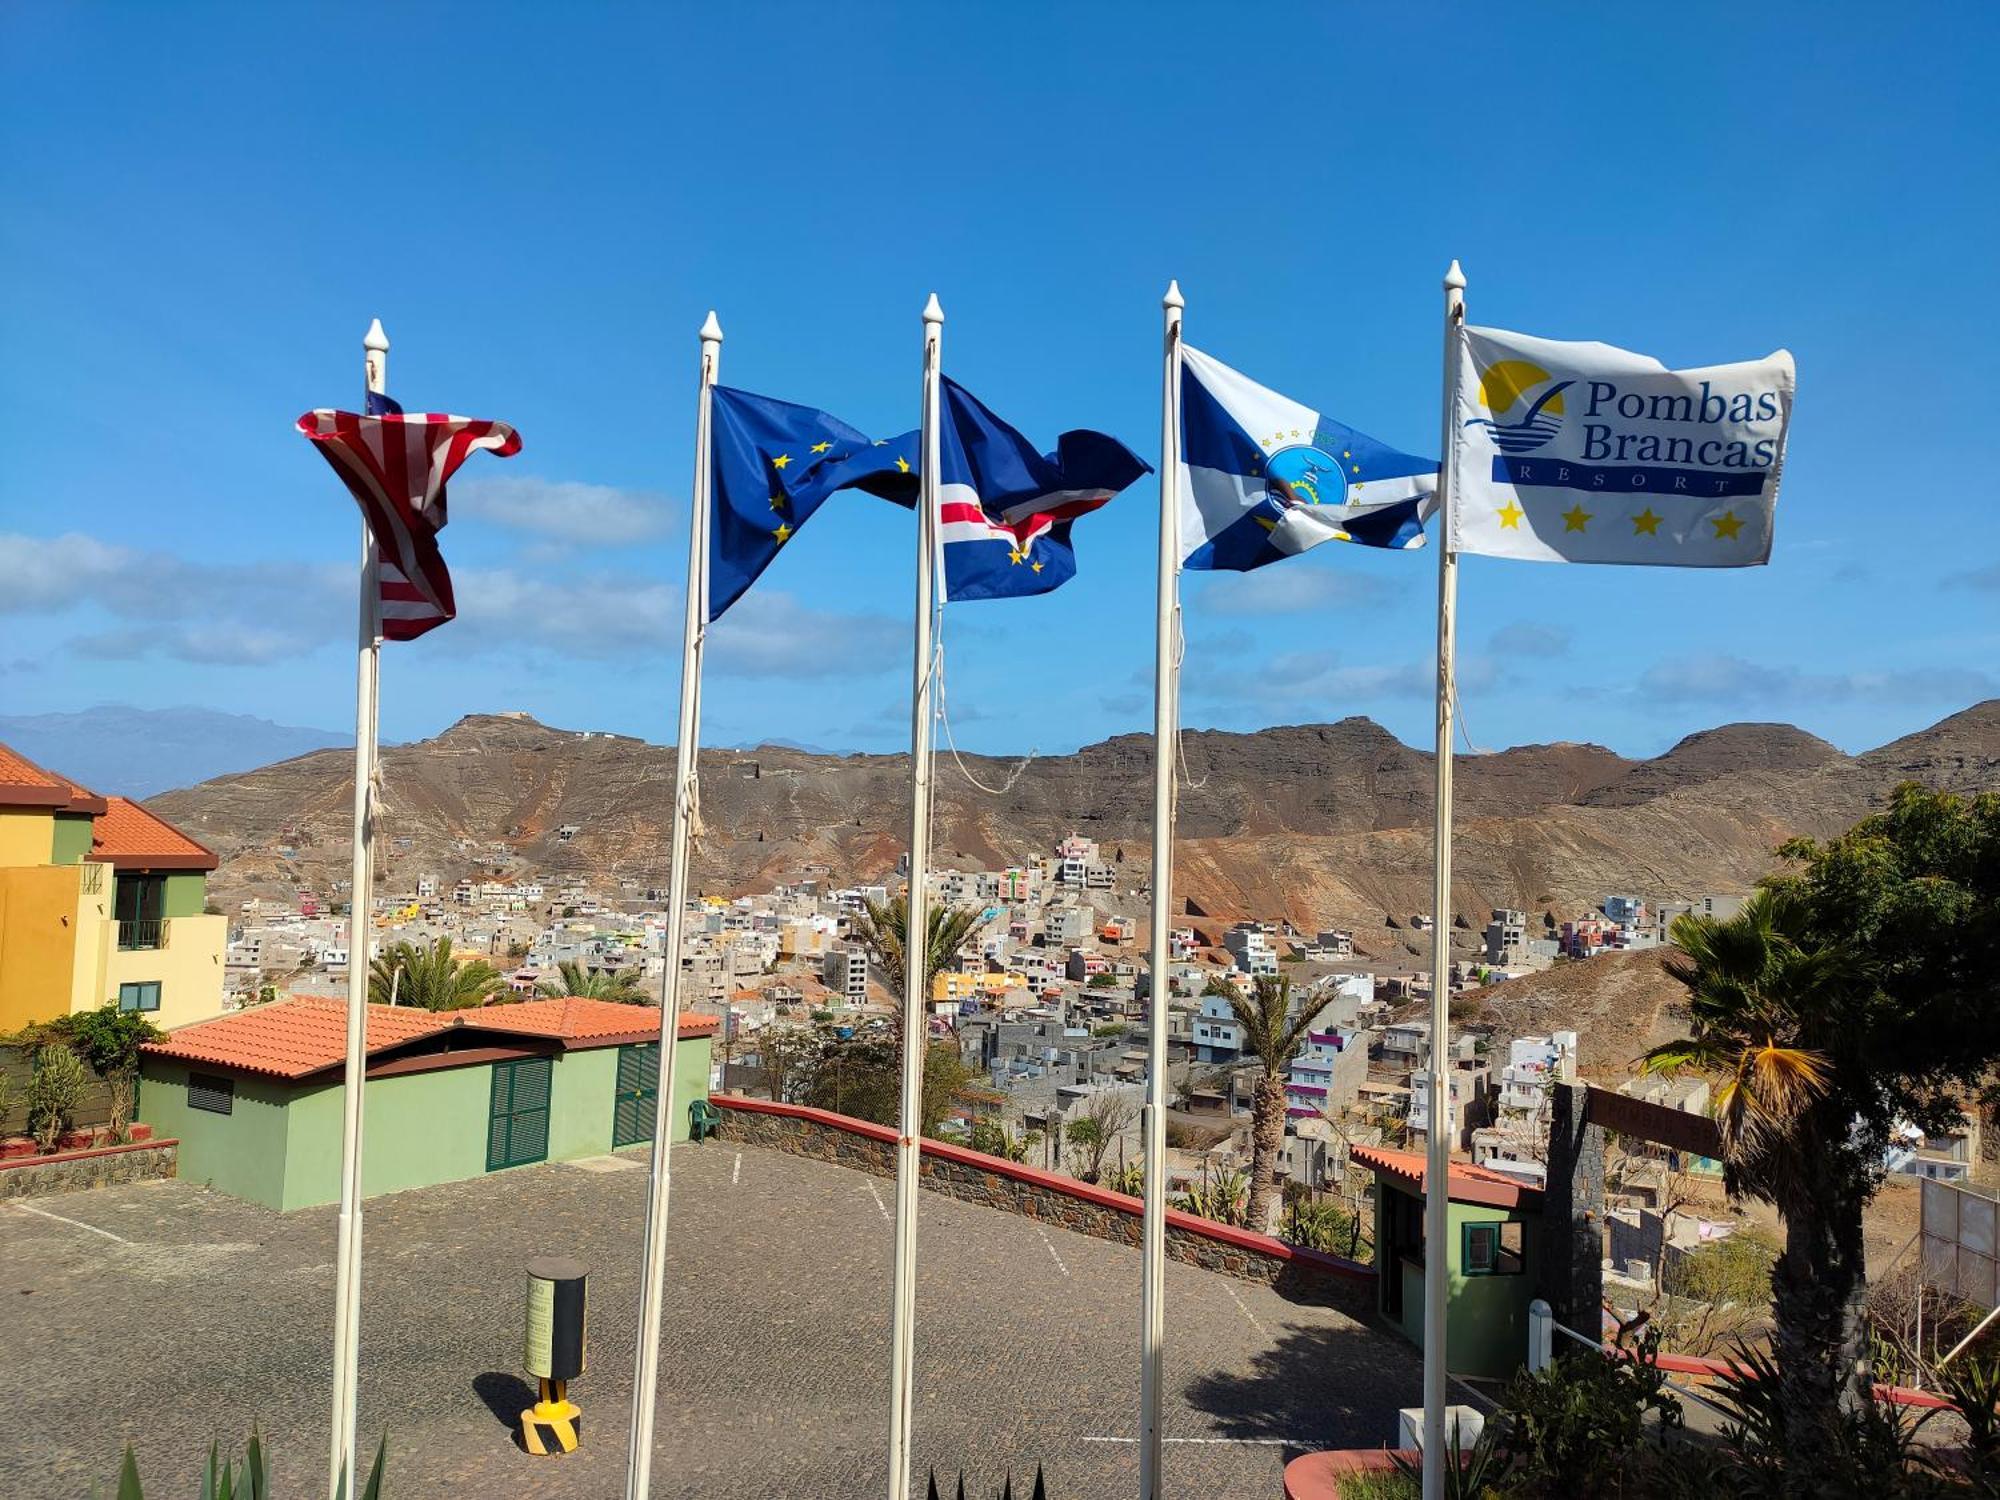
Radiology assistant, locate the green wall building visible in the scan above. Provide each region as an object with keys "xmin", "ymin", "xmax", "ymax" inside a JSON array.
[
  {"xmin": 140, "ymin": 994, "xmax": 716, "ymax": 1212},
  {"xmin": 1356, "ymin": 1143, "xmax": 1546, "ymax": 1381}
]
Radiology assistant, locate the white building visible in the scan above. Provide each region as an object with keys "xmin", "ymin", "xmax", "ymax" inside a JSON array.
[{"xmin": 1224, "ymin": 923, "xmax": 1278, "ymax": 977}]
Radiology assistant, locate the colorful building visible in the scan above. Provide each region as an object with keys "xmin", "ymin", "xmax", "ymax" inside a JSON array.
[
  {"xmin": 139, "ymin": 995, "xmax": 718, "ymax": 1211},
  {"xmin": 0, "ymin": 743, "xmax": 228, "ymax": 1033}
]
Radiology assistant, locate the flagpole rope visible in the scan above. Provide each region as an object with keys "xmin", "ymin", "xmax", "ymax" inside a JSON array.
[
  {"xmin": 1172, "ymin": 603, "xmax": 1210, "ymax": 790},
  {"xmin": 933, "ymin": 605, "xmax": 1038, "ymax": 796}
]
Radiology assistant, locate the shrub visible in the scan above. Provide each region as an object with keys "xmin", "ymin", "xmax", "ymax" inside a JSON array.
[
  {"xmin": 55, "ymin": 1004, "xmax": 161, "ymax": 1141},
  {"xmin": 26, "ymin": 1043, "xmax": 88, "ymax": 1154},
  {"xmin": 1497, "ymin": 1332, "xmax": 1681, "ymax": 1497},
  {"xmin": 1282, "ymin": 1197, "xmax": 1359, "ymax": 1256}
]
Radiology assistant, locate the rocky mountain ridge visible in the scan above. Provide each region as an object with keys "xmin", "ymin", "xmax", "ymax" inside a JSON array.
[{"xmin": 148, "ymin": 702, "xmax": 2000, "ymax": 941}]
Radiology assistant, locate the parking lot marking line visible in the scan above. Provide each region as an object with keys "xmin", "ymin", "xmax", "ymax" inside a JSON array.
[
  {"xmin": 11, "ymin": 1201, "xmax": 130, "ymax": 1245},
  {"xmin": 1226, "ymin": 1283, "xmax": 1267, "ymax": 1337},
  {"xmin": 863, "ymin": 1177, "xmax": 889, "ymax": 1221},
  {"xmin": 1034, "ymin": 1222, "xmax": 1071, "ymax": 1278},
  {"xmin": 732, "ymin": 1152, "xmax": 742, "ymax": 1186}
]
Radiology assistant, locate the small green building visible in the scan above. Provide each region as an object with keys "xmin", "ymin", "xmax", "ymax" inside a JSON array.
[
  {"xmin": 1355, "ymin": 1143, "xmax": 1545, "ymax": 1380},
  {"xmin": 140, "ymin": 995, "xmax": 716, "ymax": 1212}
]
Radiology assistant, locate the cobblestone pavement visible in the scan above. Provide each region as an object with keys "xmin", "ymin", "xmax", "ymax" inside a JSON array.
[{"xmin": 4, "ymin": 1141, "xmax": 1422, "ymax": 1498}]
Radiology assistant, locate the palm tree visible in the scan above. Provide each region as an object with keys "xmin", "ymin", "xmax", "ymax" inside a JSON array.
[
  {"xmin": 534, "ymin": 959, "xmax": 647, "ymax": 1004},
  {"xmin": 368, "ymin": 937, "xmax": 505, "ymax": 1011},
  {"xmin": 1638, "ymin": 887, "xmax": 1859, "ymax": 1445},
  {"xmin": 848, "ymin": 894, "xmax": 985, "ymax": 1021},
  {"xmin": 1216, "ymin": 973, "xmax": 1321, "ymax": 1233}
]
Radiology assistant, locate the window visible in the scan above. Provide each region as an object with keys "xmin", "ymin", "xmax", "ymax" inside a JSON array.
[
  {"xmin": 188, "ymin": 1072, "xmax": 234, "ymax": 1115},
  {"xmin": 118, "ymin": 981, "xmax": 161, "ymax": 1013},
  {"xmin": 1463, "ymin": 1219, "xmax": 1525, "ymax": 1276}
]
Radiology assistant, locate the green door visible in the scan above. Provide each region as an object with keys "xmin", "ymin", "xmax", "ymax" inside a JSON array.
[
  {"xmin": 486, "ymin": 1057, "xmax": 553, "ymax": 1171},
  {"xmin": 612, "ymin": 1043, "xmax": 658, "ymax": 1148}
]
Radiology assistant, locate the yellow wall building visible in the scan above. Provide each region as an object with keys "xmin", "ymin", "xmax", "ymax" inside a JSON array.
[{"xmin": 0, "ymin": 743, "xmax": 227, "ymax": 1033}]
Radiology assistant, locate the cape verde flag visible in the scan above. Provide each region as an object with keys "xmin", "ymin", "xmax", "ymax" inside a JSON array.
[
  {"xmin": 938, "ymin": 377, "xmax": 1150, "ymax": 602},
  {"xmin": 1180, "ymin": 344, "xmax": 1436, "ymax": 570}
]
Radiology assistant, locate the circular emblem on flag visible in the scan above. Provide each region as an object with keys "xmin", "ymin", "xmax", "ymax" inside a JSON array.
[{"xmin": 1265, "ymin": 444, "xmax": 1349, "ymax": 511}]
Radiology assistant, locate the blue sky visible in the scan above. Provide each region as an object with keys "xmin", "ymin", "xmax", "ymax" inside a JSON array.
[{"xmin": 3, "ymin": 3, "xmax": 1996, "ymax": 761}]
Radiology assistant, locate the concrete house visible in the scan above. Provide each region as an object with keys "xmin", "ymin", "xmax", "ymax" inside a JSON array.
[{"xmin": 140, "ymin": 995, "xmax": 716, "ymax": 1211}]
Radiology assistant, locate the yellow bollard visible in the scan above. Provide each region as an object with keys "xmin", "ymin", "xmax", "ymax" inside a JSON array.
[{"xmin": 520, "ymin": 1256, "xmax": 587, "ymax": 1455}]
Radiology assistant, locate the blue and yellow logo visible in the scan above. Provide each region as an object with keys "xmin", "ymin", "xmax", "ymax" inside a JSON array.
[
  {"xmin": 1265, "ymin": 442, "xmax": 1348, "ymax": 512},
  {"xmin": 1465, "ymin": 361, "xmax": 1574, "ymax": 455}
]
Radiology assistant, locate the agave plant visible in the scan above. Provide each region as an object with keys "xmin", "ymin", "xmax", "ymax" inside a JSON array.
[
  {"xmin": 98, "ymin": 1431, "xmax": 385, "ymax": 1499},
  {"xmin": 1173, "ymin": 1167, "xmax": 1250, "ymax": 1227}
]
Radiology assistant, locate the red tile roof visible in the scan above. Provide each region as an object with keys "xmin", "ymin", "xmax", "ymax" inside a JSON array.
[
  {"xmin": 0, "ymin": 742, "xmax": 74, "ymax": 809},
  {"xmin": 142, "ymin": 996, "xmax": 448, "ymax": 1080},
  {"xmin": 462, "ymin": 996, "xmax": 719, "ymax": 1044},
  {"xmin": 141, "ymin": 994, "xmax": 718, "ymax": 1082},
  {"xmin": 89, "ymin": 796, "xmax": 217, "ymax": 871},
  {"xmin": 1350, "ymin": 1143, "xmax": 1542, "ymax": 1210}
]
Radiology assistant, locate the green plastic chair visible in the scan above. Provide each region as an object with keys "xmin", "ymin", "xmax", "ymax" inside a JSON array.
[{"xmin": 689, "ymin": 1098, "xmax": 722, "ymax": 1143}]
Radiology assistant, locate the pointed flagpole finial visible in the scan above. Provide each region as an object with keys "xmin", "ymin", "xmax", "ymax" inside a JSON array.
[
  {"xmin": 1443, "ymin": 260, "xmax": 1466, "ymax": 291},
  {"xmin": 363, "ymin": 318, "xmax": 389, "ymax": 353},
  {"xmin": 922, "ymin": 292, "xmax": 944, "ymax": 325},
  {"xmin": 699, "ymin": 310, "xmax": 723, "ymax": 343},
  {"xmin": 1163, "ymin": 279, "xmax": 1185, "ymax": 310}
]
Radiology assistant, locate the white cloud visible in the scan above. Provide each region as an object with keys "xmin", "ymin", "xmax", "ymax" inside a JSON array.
[
  {"xmin": 708, "ymin": 591, "xmax": 903, "ymax": 678},
  {"xmin": 1182, "ymin": 645, "xmax": 1497, "ymax": 709},
  {"xmin": 1490, "ymin": 620, "xmax": 1573, "ymax": 656},
  {"xmin": 2, "ymin": 531, "xmax": 351, "ymax": 662},
  {"xmin": 1640, "ymin": 654, "xmax": 1998, "ymax": 707},
  {"xmin": 453, "ymin": 475, "xmax": 672, "ymax": 545},
  {"xmin": 1191, "ymin": 566, "xmax": 1388, "ymax": 616},
  {"xmin": 1, "ymin": 530, "xmax": 950, "ymax": 681}
]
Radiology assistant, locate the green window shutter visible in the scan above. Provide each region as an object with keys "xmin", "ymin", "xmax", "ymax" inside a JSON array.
[
  {"xmin": 488, "ymin": 1057, "xmax": 552, "ymax": 1170},
  {"xmin": 613, "ymin": 1044, "xmax": 659, "ymax": 1149},
  {"xmin": 486, "ymin": 1063, "xmax": 514, "ymax": 1172}
]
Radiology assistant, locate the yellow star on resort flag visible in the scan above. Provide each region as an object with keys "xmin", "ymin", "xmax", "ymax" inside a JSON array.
[{"xmin": 1447, "ymin": 325, "xmax": 1794, "ymax": 567}]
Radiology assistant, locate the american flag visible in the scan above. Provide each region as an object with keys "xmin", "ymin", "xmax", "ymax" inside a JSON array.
[{"xmin": 297, "ymin": 394, "xmax": 521, "ymax": 640}]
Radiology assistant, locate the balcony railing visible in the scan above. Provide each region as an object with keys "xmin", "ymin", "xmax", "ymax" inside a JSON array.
[{"xmin": 117, "ymin": 918, "xmax": 164, "ymax": 951}]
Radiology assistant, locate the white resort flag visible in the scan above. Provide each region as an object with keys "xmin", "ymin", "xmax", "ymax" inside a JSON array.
[{"xmin": 1448, "ymin": 326, "xmax": 1794, "ymax": 566}]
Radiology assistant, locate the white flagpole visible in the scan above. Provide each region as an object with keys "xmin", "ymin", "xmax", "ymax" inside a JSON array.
[
  {"xmin": 1421, "ymin": 260, "xmax": 1467, "ymax": 1500},
  {"xmin": 1140, "ymin": 278, "xmax": 1183, "ymax": 1500},
  {"xmin": 625, "ymin": 310, "xmax": 722, "ymax": 1500},
  {"xmin": 886, "ymin": 291, "xmax": 944, "ymax": 1500},
  {"xmin": 327, "ymin": 316, "xmax": 387, "ymax": 1500}
]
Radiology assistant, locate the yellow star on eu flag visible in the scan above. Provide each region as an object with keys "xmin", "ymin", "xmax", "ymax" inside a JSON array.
[
  {"xmin": 1030, "ymin": 559, "xmax": 1044, "ymax": 573},
  {"xmin": 1711, "ymin": 510, "xmax": 1745, "ymax": 540},
  {"xmin": 1008, "ymin": 548, "xmax": 1024, "ymax": 565},
  {"xmin": 771, "ymin": 454, "xmax": 792, "ymax": 470},
  {"xmin": 1632, "ymin": 508, "xmax": 1661, "ymax": 536},
  {"xmin": 810, "ymin": 441, "xmax": 832, "ymax": 454},
  {"xmin": 895, "ymin": 456, "xmax": 911, "ymax": 474},
  {"xmin": 769, "ymin": 494, "xmax": 786, "ymax": 512},
  {"xmin": 1496, "ymin": 501, "xmax": 1525, "ymax": 530},
  {"xmin": 773, "ymin": 522, "xmax": 792, "ymax": 544},
  {"xmin": 1562, "ymin": 504, "xmax": 1592, "ymax": 532}
]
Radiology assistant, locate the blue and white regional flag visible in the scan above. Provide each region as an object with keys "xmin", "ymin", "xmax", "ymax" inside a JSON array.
[
  {"xmin": 938, "ymin": 377, "xmax": 1150, "ymax": 602},
  {"xmin": 1179, "ymin": 344, "xmax": 1438, "ymax": 570},
  {"xmin": 1449, "ymin": 326, "xmax": 1794, "ymax": 566}
]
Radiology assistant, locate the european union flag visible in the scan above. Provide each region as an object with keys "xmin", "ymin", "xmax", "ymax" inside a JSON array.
[{"xmin": 708, "ymin": 386, "xmax": 919, "ymax": 621}]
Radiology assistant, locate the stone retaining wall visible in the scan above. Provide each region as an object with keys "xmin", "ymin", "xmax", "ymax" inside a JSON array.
[
  {"xmin": 0, "ymin": 1138, "xmax": 178, "ymax": 1201},
  {"xmin": 713, "ymin": 1096, "xmax": 1373, "ymax": 1314}
]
